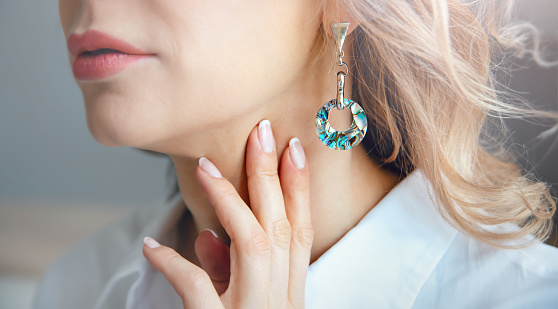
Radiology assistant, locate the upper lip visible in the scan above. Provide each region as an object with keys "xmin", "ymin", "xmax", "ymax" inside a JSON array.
[{"xmin": 67, "ymin": 30, "xmax": 152, "ymax": 57}]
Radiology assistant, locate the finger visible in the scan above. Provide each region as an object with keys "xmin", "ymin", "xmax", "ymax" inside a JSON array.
[
  {"xmin": 280, "ymin": 138, "xmax": 312, "ymax": 307},
  {"xmin": 246, "ymin": 120, "xmax": 289, "ymax": 240},
  {"xmin": 196, "ymin": 157, "xmax": 271, "ymax": 307},
  {"xmin": 142, "ymin": 237, "xmax": 223, "ymax": 309},
  {"xmin": 194, "ymin": 229, "xmax": 231, "ymax": 295},
  {"xmin": 246, "ymin": 120, "xmax": 291, "ymax": 305}
]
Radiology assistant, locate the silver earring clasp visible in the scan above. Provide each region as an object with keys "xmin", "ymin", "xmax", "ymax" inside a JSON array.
[
  {"xmin": 331, "ymin": 23, "xmax": 350, "ymax": 110},
  {"xmin": 331, "ymin": 23, "xmax": 350, "ymax": 62}
]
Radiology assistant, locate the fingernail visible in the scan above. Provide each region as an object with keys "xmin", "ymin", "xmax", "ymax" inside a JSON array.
[
  {"xmin": 198, "ymin": 157, "xmax": 222, "ymax": 178},
  {"xmin": 144, "ymin": 237, "xmax": 161, "ymax": 248},
  {"xmin": 258, "ymin": 120, "xmax": 274, "ymax": 153},
  {"xmin": 201, "ymin": 228, "xmax": 219, "ymax": 239},
  {"xmin": 289, "ymin": 138, "xmax": 306, "ymax": 169}
]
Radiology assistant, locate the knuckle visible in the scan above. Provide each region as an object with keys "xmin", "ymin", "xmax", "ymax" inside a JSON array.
[
  {"xmin": 161, "ymin": 252, "xmax": 211, "ymax": 296},
  {"xmin": 213, "ymin": 187, "xmax": 238, "ymax": 204},
  {"xmin": 293, "ymin": 225, "xmax": 314, "ymax": 248},
  {"xmin": 246, "ymin": 232, "xmax": 271, "ymax": 258},
  {"xmin": 289, "ymin": 182, "xmax": 309, "ymax": 195},
  {"xmin": 162, "ymin": 251, "xmax": 183, "ymax": 272},
  {"xmin": 283, "ymin": 179, "xmax": 310, "ymax": 202},
  {"xmin": 185, "ymin": 268, "xmax": 212, "ymax": 292},
  {"xmin": 253, "ymin": 167, "xmax": 279, "ymax": 182},
  {"xmin": 271, "ymin": 218, "xmax": 292, "ymax": 247},
  {"xmin": 286, "ymin": 174, "xmax": 309, "ymax": 192}
]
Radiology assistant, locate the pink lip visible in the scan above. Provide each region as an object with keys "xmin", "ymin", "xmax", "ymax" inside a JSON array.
[{"xmin": 67, "ymin": 30, "xmax": 155, "ymax": 81}]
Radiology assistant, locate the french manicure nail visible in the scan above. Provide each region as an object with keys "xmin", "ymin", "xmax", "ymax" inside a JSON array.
[
  {"xmin": 289, "ymin": 138, "xmax": 306, "ymax": 169},
  {"xmin": 144, "ymin": 237, "xmax": 161, "ymax": 249},
  {"xmin": 198, "ymin": 157, "xmax": 222, "ymax": 178},
  {"xmin": 258, "ymin": 120, "xmax": 274, "ymax": 153},
  {"xmin": 201, "ymin": 228, "xmax": 219, "ymax": 239}
]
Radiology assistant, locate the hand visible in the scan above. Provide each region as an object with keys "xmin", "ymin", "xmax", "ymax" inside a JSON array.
[{"xmin": 143, "ymin": 120, "xmax": 312, "ymax": 308}]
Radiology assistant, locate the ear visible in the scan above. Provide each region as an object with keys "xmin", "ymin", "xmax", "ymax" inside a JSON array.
[{"xmin": 321, "ymin": 1, "xmax": 361, "ymax": 39}]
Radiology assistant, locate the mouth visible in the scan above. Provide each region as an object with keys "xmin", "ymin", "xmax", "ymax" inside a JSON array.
[
  {"xmin": 67, "ymin": 30, "xmax": 156, "ymax": 81},
  {"xmin": 80, "ymin": 48, "xmax": 127, "ymax": 57},
  {"xmin": 67, "ymin": 30, "xmax": 154, "ymax": 58}
]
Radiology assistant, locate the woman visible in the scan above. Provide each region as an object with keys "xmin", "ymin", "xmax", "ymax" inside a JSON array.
[{"xmin": 35, "ymin": 0, "xmax": 558, "ymax": 308}]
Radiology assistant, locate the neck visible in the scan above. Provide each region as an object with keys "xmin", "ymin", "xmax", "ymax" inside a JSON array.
[
  {"xmin": 170, "ymin": 128, "xmax": 400, "ymax": 263},
  {"xmin": 167, "ymin": 37, "xmax": 401, "ymax": 263}
]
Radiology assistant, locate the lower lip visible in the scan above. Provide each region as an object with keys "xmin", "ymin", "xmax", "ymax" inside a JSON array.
[{"xmin": 72, "ymin": 53, "xmax": 153, "ymax": 81}]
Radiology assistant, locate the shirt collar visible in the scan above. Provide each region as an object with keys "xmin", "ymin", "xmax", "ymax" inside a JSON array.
[
  {"xmin": 96, "ymin": 168, "xmax": 457, "ymax": 309},
  {"xmin": 305, "ymin": 168, "xmax": 457, "ymax": 308}
]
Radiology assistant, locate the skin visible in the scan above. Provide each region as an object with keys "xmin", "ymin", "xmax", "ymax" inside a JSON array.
[
  {"xmin": 145, "ymin": 125, "xmax": 313, "ymax": 307},
  {"xmin": 59, "ymin": 0, "xmax": 401, "ymax": 306}
]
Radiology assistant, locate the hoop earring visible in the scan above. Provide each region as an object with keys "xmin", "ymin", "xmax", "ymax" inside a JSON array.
[{"xmin": 315, "ymin": 23, "xmax": 368, "ymax": 150}]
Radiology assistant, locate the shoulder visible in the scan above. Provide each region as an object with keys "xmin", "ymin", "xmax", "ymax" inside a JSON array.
[
  {"xmin": 415, "ymin": 230, "xmax": 558, "ymax": 308},
  {"xmin": 32, "ymin": 197, "xmax": 176, "ymax": 309},
  {"xmin": 406, "ymin": 168, "xmax": 558, "ymax": 308}
]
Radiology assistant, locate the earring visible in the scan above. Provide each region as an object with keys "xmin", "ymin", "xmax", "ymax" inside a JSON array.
[{"xmin": 315, "ymin": 23, "xmax": 368, "ymax": 150}]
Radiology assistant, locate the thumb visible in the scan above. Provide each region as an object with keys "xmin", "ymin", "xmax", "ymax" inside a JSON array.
[{"xmin": 194, "ymin": 229, "xmax": 231, "ymax": 295}]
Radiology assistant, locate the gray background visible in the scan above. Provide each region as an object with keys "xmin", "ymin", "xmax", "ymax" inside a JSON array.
[
  {"xmin": 0, "ymin": 0, "xmax": 169, "ymax": 207},
  {"xmin": 0, "ymin": 1, "xmax": 170, "ymax": 308},
  {"xmin": 0, "ymin": 0, "xmax": 556, "ymax": 308}
]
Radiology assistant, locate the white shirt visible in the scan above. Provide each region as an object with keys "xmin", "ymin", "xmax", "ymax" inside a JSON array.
[{"xmin": 34, "ymin": 169, "xmax": 558, "ymax": 308}]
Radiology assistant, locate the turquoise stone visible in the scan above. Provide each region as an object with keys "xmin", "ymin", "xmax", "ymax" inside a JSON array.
[{"xmin": 315, "ymin": 98, "xmax": 368, "ymax": 150}]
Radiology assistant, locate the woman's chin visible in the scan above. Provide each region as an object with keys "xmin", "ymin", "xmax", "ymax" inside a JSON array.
[{"xmin": 86, "ymin": 113, "xmax": 149, "ymax": 148}]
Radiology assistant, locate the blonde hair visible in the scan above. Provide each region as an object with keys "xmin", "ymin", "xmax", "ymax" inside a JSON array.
[{"xmin": 332, "ymin": 0, "xmax": 557, "ymax": 248}]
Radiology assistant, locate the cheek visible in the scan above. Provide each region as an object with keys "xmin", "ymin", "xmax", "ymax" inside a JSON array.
[
  {"xmin": 159, "ymin": 0, "xmax": 320, "ymax": 122},
  {"xmin": 74, "ymin": 0, "xmax": 322, "ymax": 148}
]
